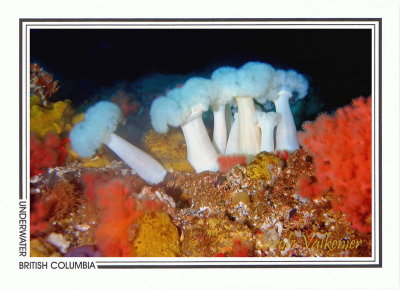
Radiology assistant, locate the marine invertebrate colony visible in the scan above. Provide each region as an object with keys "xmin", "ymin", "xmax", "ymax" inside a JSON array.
[
  {"xmin": 30, "ymin": 100, "xmax": 73, "ymax": 138},
  {"xmin": 142, "ymin": 129, "xmax": 193, "ymax": 172},
  {"xmin": 29, "ymin": 60, "xmax": 372, "ymax": 258},
  {"xmin": 30, "ymin": 180, "xmax": 79, "ymax": 235},
  {"xmin": 133, "ymin": 212, "xmax": 181, "ymax": 257},
  {"xmin": 217, "ymin": 154, "xmax": 247, "ymax": 174},
  {"xmin": 30, "ymin": 132, "xmax": 68, "ymax": 176},
  {"xmin": 210, "ymin": 62, "xmax": 276, "ymax": 155},
  {"xmin": 150, "ymin": 61, "xmax": 309, "ymax": 164},
  {"xmin": 89, "ymin": 177, "xmax": 141, "ymax": 256},
  {"xmin": 298, "ymin": 97, "xmax": 372, "ymax": 233}
]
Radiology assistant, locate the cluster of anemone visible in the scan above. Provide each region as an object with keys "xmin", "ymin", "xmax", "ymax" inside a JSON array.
[
  {"xmin": 69, "ymin": 61, "xmax": 309, "ymax": 184},
  {"xmin": 150, "ymin": 61, "xmax": 309, "ymax": 172}
]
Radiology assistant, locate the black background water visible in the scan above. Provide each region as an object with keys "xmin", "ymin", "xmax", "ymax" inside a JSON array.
[{"xmin": 30, "ymin": 28, "xmax": 372, "ymax": 121}]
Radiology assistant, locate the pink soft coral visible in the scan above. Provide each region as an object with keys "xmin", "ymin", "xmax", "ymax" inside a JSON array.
[
  {"xmin": 30, "ymin": 132, "xmax": 68, "ymax": 176},
  {"xmin": 217, "ymin": 155, "xmax": 247, "ymax": 174},
  {"xmin": 30, "ymin": 200, "xmax": 52, "ymax": 236},
  {"xmin": 83, "ymin": 174, "xmax": 142, "ymax": 257},
  {"xmin": 298, "ymin": 97, "xmax": 372, "ymax": 233}
]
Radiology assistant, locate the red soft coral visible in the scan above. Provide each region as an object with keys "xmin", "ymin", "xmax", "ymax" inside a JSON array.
[
  {"xmin": 217, "ymin": 155, "xmax": 247, "ymax": 174},
  {"xmin": 30, "ymin": 132, "xmax": 68, "ymax": 176},
  {"xmin": 298, "ymin": 97, "xmax": 372, "ymax": 233},
  {"xmin": 82, "ymin": 173, "xmax": 110, "ymax": 203},
  {"xmin": 83, "ymin": 175, "xmax": 142, "ymax": 257},
  {"xmin": 30, "ymin": 181, "xmax": 79, "ymax": 236},
  {"xmin": 30, "ymin": 200, "xmax": 53, "ymax": 236}
]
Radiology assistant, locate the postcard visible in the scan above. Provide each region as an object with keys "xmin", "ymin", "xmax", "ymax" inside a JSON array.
[{"xmin": 2, "ymin": 1, "xmax": 399, "ymax": 289}]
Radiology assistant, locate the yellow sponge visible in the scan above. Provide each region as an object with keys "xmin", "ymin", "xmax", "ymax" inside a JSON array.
[
  {"xmin": 246, "ymin": 152, "xmax": 283, "ymax": 181},
  {"xmin": 143, "ymin": 129, "xmax": 193, "ymax": 172},
  {"xmin": 30, "ymin": 100, "xmax": 73, "ymax": 137},
  {"xmin": 133, "ymin": 212, "xmax": 181, "ymax": 257}
]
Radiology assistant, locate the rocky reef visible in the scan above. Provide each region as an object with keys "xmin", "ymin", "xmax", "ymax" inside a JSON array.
[
  {"xmin": 29, "ymin": 63, "xmax": 372, "ymax": 258},
  {"xmin": 30, "ymin": 149, "xmax": 371, "ymax": 257}
]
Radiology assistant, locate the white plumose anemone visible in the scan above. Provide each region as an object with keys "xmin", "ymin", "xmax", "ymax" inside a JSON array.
[
  {"xmin": 265, "ymin": 69, "xmax": 309, "ymax": 152},
  {"xmin": 211, "ymin": 62, "xmax": 275, "ymax": 156},
  {"xmin": 210, "ymin": 66, "xmax": 238, "ymax": 154},
  {"xmin": 150, "ymin": 78, "xmax": 219, "ymax": 173},
  {"xmin": 70, "ymin": 101, "xmax": 167, "ymax": 184},
  {"xmin": 234, "ymin": 62, "xmax": 275, "ymax": 155}
]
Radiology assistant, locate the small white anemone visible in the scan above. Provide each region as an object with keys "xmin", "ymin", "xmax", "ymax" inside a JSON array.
[
  {"xmin": 210, "ymin": 66, "xmax": 238, "ymax": 154},
  {"xmin": 225, "ymin": 112, "xmax": 239, "ymax": 155},
  {"xmin": 264, "ymin": 69, "xmax": 309, "ymax": 152}
]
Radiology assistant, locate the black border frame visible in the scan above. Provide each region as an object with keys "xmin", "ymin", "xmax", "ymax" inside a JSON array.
[{"xmin": 20, "ymin": 18, "xmax": 382, "ymax": 269}]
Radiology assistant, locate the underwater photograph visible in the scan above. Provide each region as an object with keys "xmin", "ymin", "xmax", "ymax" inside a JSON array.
[{"xmin": 28, "ymin": 27, "xmax": 374, "ymax": 258}]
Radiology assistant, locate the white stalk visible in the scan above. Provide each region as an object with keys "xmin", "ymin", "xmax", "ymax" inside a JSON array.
[
  {"xmin": 212, "ymin": 104, "xmax": 227, "ymax": 154},
  {"xmin": 273, "ymin": 91, "xmax": 299, "ymax": 152},
  {"xmin": 105, "ymin": 133, "xmax": 167, "ymax": 184},
  {"xmin": 255, "ymin": 111, "xmax": 280, "ymax": 153},
  {"xmin": 259, "ymin": 121, "xmax": 277, "ymax": 152},
  {"xmin": 225, "ymin": 113, "xmax": 239, "ymax": 155},
  {"xmin": 181, "ymin": 116, "xmax": 219, "ymax": 172},
  {"xmin": 235, "ymin": 96, "xmax": 261, "ymax": 155}
]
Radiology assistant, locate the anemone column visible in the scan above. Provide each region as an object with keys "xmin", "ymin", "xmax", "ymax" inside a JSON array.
[
  {"xmin": 273, "ymin": 91, "xmax": 299, "ymax": 152},
  {"xmin": 255, "ymin": 111, "xmax": 280, "ymax": 153},
  {"xmin": 212, "ymin": 104, "xmax": 228, "ymax": 154},
  {"xmin": 181, "ymin": 114, "xmax": 219, "ymax": 172},
  {"xmin": 235, "ymin": 96, "xmax": 261, "ymax": 155},
  {"xmin": 106, "ymin": 133, "xmax": 167, "ymax": 184},
  {"xmin": 225, "ymin": 112, "xmax": 239, "ymax": 155}
]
